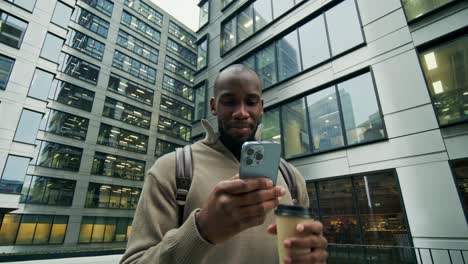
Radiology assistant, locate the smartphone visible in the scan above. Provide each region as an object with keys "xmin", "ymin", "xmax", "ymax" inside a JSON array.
[{"xmin": 239, "ymin": 141, "xmax": 281, "ymax": 184}]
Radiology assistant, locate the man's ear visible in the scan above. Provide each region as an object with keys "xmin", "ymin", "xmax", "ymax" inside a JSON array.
[{"xmin": 210, "ymin": 97, "xmax": 217, "ymax": 115}]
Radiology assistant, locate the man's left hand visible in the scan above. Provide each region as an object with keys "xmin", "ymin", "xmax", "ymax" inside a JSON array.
[{"xmin": 267, "ymin": 221, "xmax": 328, "ymax": 264}]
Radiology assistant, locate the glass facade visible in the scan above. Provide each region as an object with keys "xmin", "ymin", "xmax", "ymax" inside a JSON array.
[
  {"xmin": 107, "ymin": 73, "xmax": 154, "ymax": 105},
  {"xmin": 261, "ymin": 108, "xmax": 281, "ymax": 143},
  {"xmin": 158, "ymin": 116, "xmax": 191, "ymax": 141},
  {"xmin": 41, "ymin": 109, "xmax": 89, "ymax": 140},
  {"xmin": 164, "ymin": 56, "xmax": 195, "ymax": 82},
  {"xmin": 112, "ymin": 50, "xmax": 156, "ymax": 84},
  {"xmin": 162, "ymin": 75, "xmax": 193, "ymax": 101},
  {"xmin": 452, "ymin": 159, "xmax": 468, "ymax": 219},
  {"xmin": 81, "ymin": 0, "xmax": 114, "ymax": 17},
  {"xmin": 66, "ymin": 29, "xmax": 105, "ymax": 61},
  {"xmin": 199, "ymin": 0, "xmax": 209, "ymax": 28},
  {"xmin": 298, "ymin": 15, "xmax": 330, "ymax": 69},
  {"xmin": 0, "ymin": 155, "xmax": 30, "ymax": 194},
  {"xmin": 221, "ymin": 0, "xmax": 235, "ymax": 9},
  {"xmin": 193, "ymin": 82, "xmax": 207, "ymax": 121},
  {"xmin": 33, "ymin": 141, "xmax": 83, "ymax": 171},
  {"xmin": 0, "ymin": 54, "xmax": 14, "ymax": 90},
  {"xmin": 402, "ymin": 0, "xmax": 456, "ymax": 21},
  {"xmin": 282, "ymin": 98, "xmax": 310, "ymax": 158},
  {"xmin": 167, "ymin": 38, "xmax": 197, "ymax": 66},
  {"xmin": 97, "ymin": 123, "xmax": 148, "ymax": 154},
  {"xmin": 40, "ymin": 33, "xmax": 64, "ymax": 63},
  {"xmin": 103, "ymin": 97, "xmax": 152, "ymax": 129},
  {"xmin": 197, "ymin": 37, "xmax": 208, "ymax": 70},
  {"xmin": 117, "ymin": 30, "xmax": 159, "ymax": 64},
  {"xmin": 79, "ymin": 216, "xmax": 132, "ymax": 243},
  {"xmin": 124, "ymin": 0, "xmax": 163, "ymax": 27},
  {"xmin": 0, "ymin": 214, "xmax": 68, "ymax": 245},
  {"xmin": 5, "ymin": 0, "xmax": 36, "ymax": 12},
  {"xmin": 276, "ymin": 30, "xmax": 301, "ymax": 82},
  {"xmin": 168, "ymin": 21, "xmax": 196, "ymax": 49},
  {"xmin": 85, "ymin": 183, "xmax": 140, "ymax": 209},
  {"xmin": 91, "ymin": 152, "xmax": 145, "ymax": 181},
  {"xmin": 155, "ymin": 139, "xmax": 181, "ymax": 157},
  {"xmin": 160, "ymin": 95, "xmax": 193, "ymax": 121},
  {"xmin": 51, "ymin": 1, "xmax": 73, "ymax": 28},
  {"xmin": 20, "ymin": 176, "xmax": 75, "ymax": 206},
  {"xmin": 0, "ymin": 10, "xmax": 28, "ymax": 49},
  {"xmin": 71, "ymin": 7, "xmax": 110, "ymax": 38},
  {"xmin": 49, "ymin": 80, "xmax": 95, "ymax": 112},
  {"xmin": 57, "ymin": 53, "xmax": 100, "ymax": 84},
  {"xmin": 14, "ymin": 109, "xmax": 43, "ymax": 144},
  {"xmin": 121, "ymin": 10, "xmax": 161, "ymax": 44},
  {"xmin": 420, "ymin": 34, "xmax": 468, "ymax": 126}
]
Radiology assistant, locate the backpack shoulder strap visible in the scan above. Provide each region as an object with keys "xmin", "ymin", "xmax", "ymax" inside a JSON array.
[
  {"xmin": 175, "ymin": 145, "xmax": 193, "ymax": 226},
  {"xmin": 279, "ymin": 158, "xmax": 298, "ymax": 205}
]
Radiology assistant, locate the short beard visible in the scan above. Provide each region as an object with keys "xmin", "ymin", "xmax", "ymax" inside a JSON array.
[{"xmin": 218, "ymin": 121, "xmax": 257, "ymax": 155}]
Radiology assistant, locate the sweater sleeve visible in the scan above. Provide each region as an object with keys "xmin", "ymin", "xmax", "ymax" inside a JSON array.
[{"xmin": 120, "ymin": 155, "xmax": 214, "ymax": 264}]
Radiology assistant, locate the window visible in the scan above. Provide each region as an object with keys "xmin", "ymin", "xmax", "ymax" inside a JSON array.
[
  {"xmin": 168, "ymin": 21, "xmax": 196, "ymax": 49},
  {"xmin": 81, "ymin": 0, "xmax": 114, "ymax": 17},
  {"xmin": 402, "ymin": 0, "xmax": 456, "ymax": 21},
  {"xmin": 6, "ymin": 0, "xmax": 37, "ymax": 12},
  {"xmin": 124, "ymin": 0, "xmax": 163, "ymax": 27},
  {"xmin": 103, "ymin": 97, "xmax": 152, "ymax": 129},
  {"xmin": 299, "ymin": 15, "xmax": 330, "ymax": 69},
  {"xmin": 0, "ymin": 214, "xmax": 68, "ymax": 245},
  {"xmin": 276, "ymin": 30, "xmax": 301, "ymax": 82},
  {"xmin": 33, "ymin": 141, "xmax": 83, "ymax": 171},
  {"xmin": 40, "ymin": 33, "xmax": 64, "ymax": 63},
  {"xmin": 325, "ymin": 0, "xmax": 364, "ymax": 56},
  {"xmin": 0, "ymin": 54, "xmax": 14, "ymax": 90},
  {"xmin": 108, "ymin": 73, "xmax": 154, "ymax": 105},
  {"xmin": 272, "ymin": 0, "xmax": 293, "ymax": 19},
  {"xmin": 452, "ymin": 158, "xmax": 468, "ymax": 219},
  {"xmin": 256, "ymin": 43, "xmax": 277, "ymax": 89},
  {"xmin": 237, "ymin": 6, "xmax": 253, "ymax": 43},
  {"xmin": 58, "ymin": 53, "xmax": 100, "ymax": 84},
  {"xmin": 221, "ymin": 0, "xmax": 235, "ymax": 9},
  {"xmin": 117, "ymin": 30, "xmax": 159, "ymax": 64},
  {"xmin": 199, "ymin": 0, "xmax": 209, "ymax": 28},
  {"xmin": 49, "ymin": 80, "xmax": 95, "ymax": 112},
  {"xmin": 164, "ymin": 56, "xmax": 195, "ymax": 82},
  {"xmin": 14, "ymin": 109, "xmax": 43, "ymax": 144},
  {"xmin": 158, "ymin": 116, "xmax": 191, "ymax": 141},
  {"xmin": 221, "ymin": 18, "xmax": 236, "ymax": 53},
  {"xmin": 51, "ymin": 1, "xmax": 73, "ymax": 29},
  {"xmin": 112, "ymin": 50, "xmax": 156, "ymax": 84},
  {"xmin": 97, "ymin": 123, "xmax": 148, "ymax": 154},
  {"xmin": 28, "ymin": 68, "xmax": 54, "ymax": 100},
  {"xmin": 167, "ymin": 39, "xmax": 197, "ymax": 66},
  {"xmin": 160, "ymin": 95, "xmax": 193, "ymax": 121},
  {"xmin": 261, "ymin": 107, "xmax": 281, "ymax": 143},
  {"xmin": 197, "ymin": 36, "xmax": 208, "ymax": 71},
  {"xmin": 162, "ymin": 75, "xmax": 193, "ymax": 100},
  {"xmin": 0, "ymin": 10, "xmax": 28, "ymax": 49},
  {"xmin": 282, "ymin": 98, "xmax": 310, "ymax": 158},
  {"xmin": 121, "ymin": 11, "xmax": 161, "ymax": 44},
  {"xmin": 155, "ymin": 139, "xmax": 181, "ymax": 157},
  {"xmin": 66, "ymin": 29, "xmax": 105, "ymax": 61},
  {"xmin": 71, "ymin": 7, "xmax": 110, "ymax": 38},
  {"xmin": 85, "ymin": 183, "xmax": 140, "ymax": 209},
  {"xmin": 91, "ymin": 152, "xmax": 145, "ymax": 181},
  {"xmin": 193, "ymin": 82, "xmax": 207, "ymax": 121},
  {"xmin": 0, "ymin": 155, "xmax": 30, "ymax": 194},
  {"xmin": 20, "ymin": 176, "xmax": 75, "ymax": 206},
  {"xmin": 419, "ymin": 34, "xmax": 468, "ymax": 126},
  {"xmin": 79, "ymin": 216, "xmax": 132, "ymax": 243},
  {"xmin": 41, "ymin": 109, "xmax": 89, "ymax": 140},
  {"xmin": 253, "ymin": 0, "xmax": 272, "ymax": 30}
]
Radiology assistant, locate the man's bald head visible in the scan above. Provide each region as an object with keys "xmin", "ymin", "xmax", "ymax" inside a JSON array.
[{"xmin": 213, "ymin": 64, "xmax": 262, "ymax": 98}]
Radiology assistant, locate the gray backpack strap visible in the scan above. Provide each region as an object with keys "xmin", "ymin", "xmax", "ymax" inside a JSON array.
[
  {"xmin": 175, "ymin": 145, "xmax": 193, "ymax": 226},
  {"xmin": 279, "ymin": 158, "xmax": 298, "ymax": 205}
]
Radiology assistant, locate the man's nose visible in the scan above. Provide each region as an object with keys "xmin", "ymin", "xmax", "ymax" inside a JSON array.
[{"xmin": 233, "ymin": 104, "xmax": 249, "ymax": 119}]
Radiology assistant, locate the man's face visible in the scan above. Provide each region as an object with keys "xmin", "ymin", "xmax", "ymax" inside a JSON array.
[{"xmin": 211, "ymin": 70, "xmax": 264, "ymax": 146}]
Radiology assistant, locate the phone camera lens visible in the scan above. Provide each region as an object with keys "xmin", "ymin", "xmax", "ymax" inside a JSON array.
[
  {"xmin": 246, "ymin": 148, "xmax": 255, "ymax": 156},
  {"xmin": 245, "ymin": 158, "xmax": 253, "ymax": 165},
  {"xmin": 255, "ymin": 152, "xmax": 263, "ymax": 160}
]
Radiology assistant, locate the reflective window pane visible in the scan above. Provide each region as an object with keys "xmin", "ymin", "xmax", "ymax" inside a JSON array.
[
  {"xmin": 254, "ymin": 0, "xmax": 273, "ymax": 31},
  {"xmin": 160, "ymin": 95, "xmax": 193, "ymax": 121},
  {"xmin": 256, "ymin": 43, "xmax": 277, "ymax": 89},
  {"xmin": 66, "ymin": 29, "xmax": 105, "ymax": 61},
  {"xmin": 34, "ymin": 141, "xmax": 83, "ymax": 171},
  {"xmin": 81, "ymin": 0, "xmax": 114, "ymax": 17},
  {"xmin": 0, "ymin": 155, "xmax": 30, "ymax": 194},
  {"xmin": 299, "ymin": 15, "xmax": 330, "ymax": 69},
  {"xmin": 71, "ymin": 7, "xmax": 109, "ymax": 38},
  {"xmin": 85, "ymin": 183, "xmax": 140, "ymax": 209},
  {"xmin": 40, "ymin": 33, "xmax": 64, "ymax": 63},
  {"xmin": 281, "ymin": 98, "xmax": 310, "ymax": 158},
  {"xmin": 124, "ymin": 0, "xmax": 163, "ymax": 26},
  {"xmin": 117, "ymin": 30, "xmax": 159, "ymax": 64},
  {"xmin": 402, "ymin": 0, "xmax": 455, "ymax": 21},
  {"xmin": 108, "ymin": 73, "xmax": 154, "ymax": 105},
  {"xmin": 262, "ymin": 107, "xmax": 281, "ymax": 143},
  {"xmin": 241, "ymin": 56, "xmax": 255, "ymax": 71},
  {"xmin": 221, "ymin": 0, "xmax": 235, "ymax": 8},
  {"xmin": 307, "ymin": 87, "xmax": 344, "ymax": 152},
  {"xmin": 49, "ymin": 215, "xmax": 67, "ymax": 244},
  {"xmin": 277, "ymin": 30, "xmax": 301, "ymax": 81},
  {"xmin": 28, "ymin": 68, "xmax": 54, "ymax": 100},
  {"xmin": 197, "ymin": 37, "xmax": 208, "ymax": 70},
  {"xmin": 42, "ymin": 109, "xmax": 89, "ymax": 140},
  {"xmin": 452, "ymin": 159, "xmax": 468, "ymax": 219},
  {"xmin": 420, "ymin": 34, "xmax": 468, "ymax": 126},
  {"xmin": 199, "ymin": 1, "xmax": 209, "ymax": 28},
  {"xmin": 14, "ymin": 109, "xmax": 42, "ymax": 144},
  {"xmin": 0, "ymin": 214, "xmax": 21, "ymax": 245},
  {"xmin": 15, "ymin": 215, "xmax": 37, "ymax": 244},
  {"xmin": 237, "ymin": 6, "xmax": 253, "ymax": 43},
  {"xmin": 49, "ymin": 81, "xmax": 95, "ymax": 112},
  {"xmin": 121, "ymin": 11, "xmax": 160, "ymax": 44},
  {"xmin": 158, "ymin": 116, "xmax": 191, "ymax": 141},
  {"xmin": 162, "ymin": 75, "xmax": 193, "ymax": 100},
  {"xmin": 194, "ymin": 82, "xmax": 207, "ymax": 121},
  {"xmin": 222, "ymin": 18, "xmax": 236, "ymax": 53},
  {"xmin": 168, "ymin": 21, "xmax": 196, "ymax": 49},
  {"xmin": 20, "ymin": 176, "xmax": 75, "ymax": 206},
  {"xmin": 325, "ymin": 0, "xmax": 364, "ymax": 56},
  {"xmin": 155, "ymin": 139, "xmax": 181, "ymax": 158},
  {"xmin": 91, "ymin": 152, "xmax": 145, "ymax": 181},
  {"xmin": 7, "ymin": 0, "xmax": 36, "ymax": 12},
  {"xmin": 58, "ymin": 53, "xmax": 100, "ymax": 85},
  {"xmin": 103, "ymin": 97, "xmax": 152, "ymax": 129},
  {"xmin": 338, "ymin": 73, "xmax": 384, "ymax": 145},
  {"xmin": 112, "ymin": 50, "xmax": 156, "ymax": 84},
  {"xmin": 91, "ymin": 217, "xmax": 105, "ymax": 242},
  {"xmin": 97, "ymin": 123, "xmax": 148, "ymax": 153},
  {"xmin": 0, "ymin": 55, "xmax": 15, "ymax": 90},
  {"xmin": 79, "ymin": 216, "xmax": 132, "ymax": 243},
  {"xmin": 272, "ymin": 0, "xmax": 294, "ymax": 19},
  {"xmin": 164, "ymin": 56, "xmax": 195, "ymax": 82},
  {"xmin": 51, "ymin": 1, "xmax": 72, "ymax": 28},
  {"xmin": 79, "ymin": 217, "xmax": 93, "ymax": 243},
  {"xmin": 167, "ymin": 38, "xmax": 197, "ymax": 66},
  {"xmin": 0, "ymin": 10, "xmax": 28, "ymax": 49}
]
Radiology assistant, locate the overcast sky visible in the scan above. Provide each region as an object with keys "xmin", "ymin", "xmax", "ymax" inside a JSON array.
[{"xmin": 149, "ymin": 0, "xmax": 199, "ymax": 31}]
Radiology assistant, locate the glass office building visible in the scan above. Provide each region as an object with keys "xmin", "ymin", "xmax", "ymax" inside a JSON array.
[
  {"xmin": 192, "ymin": 0, "xmax": 468, "ymax": 263},
  {"xmin": 0, "ymin": 0, "xmax": 196, "ymax": 253}
]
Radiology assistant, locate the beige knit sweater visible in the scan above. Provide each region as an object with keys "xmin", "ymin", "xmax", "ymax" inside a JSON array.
[{"xmin": 120, "ymin": 120, "xmax": 309, "ymax": 264}]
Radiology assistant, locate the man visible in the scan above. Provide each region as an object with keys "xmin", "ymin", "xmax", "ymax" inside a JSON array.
[{"xmin": 120, "ymin": 64, "xmax": 328, "ymax": 264}]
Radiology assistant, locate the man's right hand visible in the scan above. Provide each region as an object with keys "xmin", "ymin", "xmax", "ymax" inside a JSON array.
[{"xmin": 195, "ymin": 175, "xmax": 286, "ymax": 244}]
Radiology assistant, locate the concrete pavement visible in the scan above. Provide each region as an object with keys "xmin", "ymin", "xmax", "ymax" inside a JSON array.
[{"xmin": 1, "ymin": 254, "xmax": 123, "ymax": 264}]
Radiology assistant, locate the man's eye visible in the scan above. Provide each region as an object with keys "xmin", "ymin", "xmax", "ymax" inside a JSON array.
[
  {"xmin": 247, "ymin": 100, "xmax": 259, "ymax": 106},
  {"xmin": 222, "ymin": 100, "xmax": 236, "ymax": 106}
]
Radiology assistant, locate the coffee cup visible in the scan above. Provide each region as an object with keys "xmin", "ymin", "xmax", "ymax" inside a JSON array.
[{"xmin": 275, "ymin": 205, "xmax": 314, "ymax": 264}]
